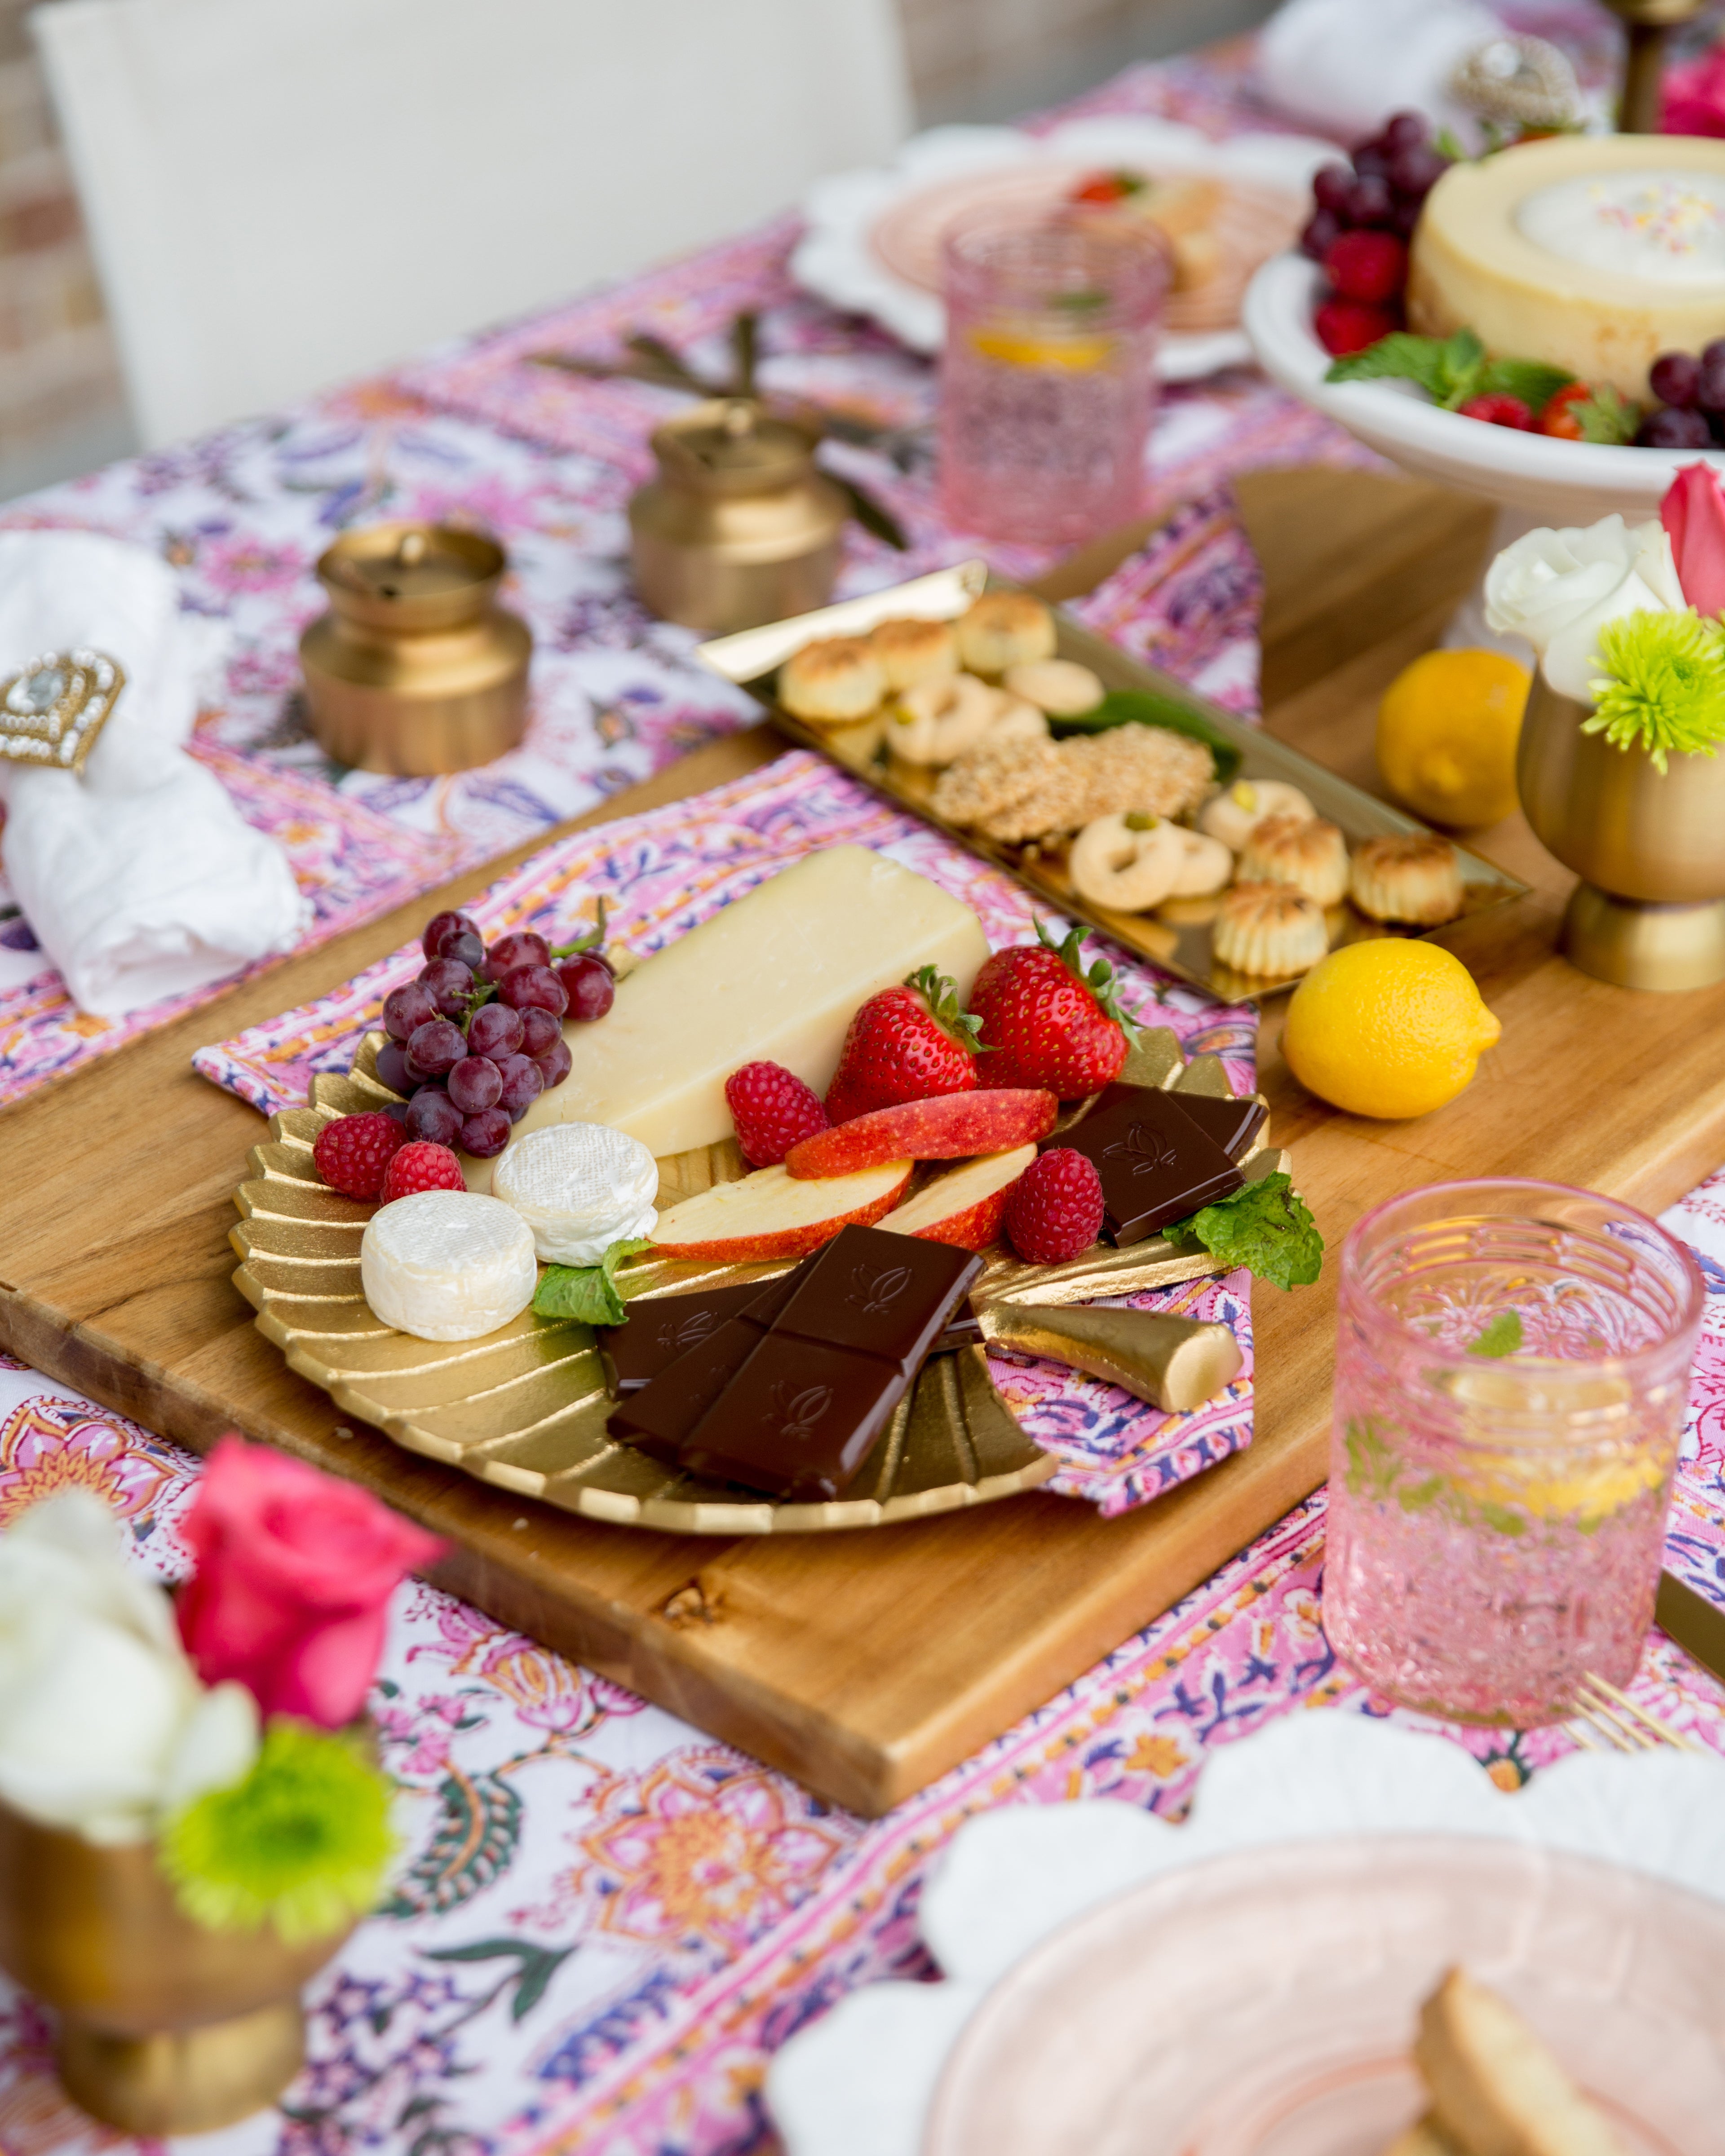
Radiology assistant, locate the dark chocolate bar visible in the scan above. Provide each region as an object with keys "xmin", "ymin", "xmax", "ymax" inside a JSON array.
[
  {"xmin": 600, "ymin": 1280, "xmax": 980, "ymax": 1399},
  {"xmin": 608, "ymin": 1262, "xmax": 812, "ymax": 1464},
  {"xmin": 1057, "ymin": 1084, "xmax": 1243, "ymax": 1246},
  {"xmin": 1159, "ymin": 1088, "xmax": 1267, "ymax": 1163},
  {"xmin": 678, "ymin": 1225, "xmax": 982, "ymax": 1502}
]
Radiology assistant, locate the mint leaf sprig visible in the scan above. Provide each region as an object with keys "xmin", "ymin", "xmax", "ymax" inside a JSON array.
[
  {"xmin": 1325, "ymin": 328, "xmax": 1572, "ymax": 416},
  {"xmin": 1167, "ymin": 1171, "xmax": 1322, "ymax": 1291},
  {"xmin": 533, "ymin": 1235, "xmax": 654, "ymax": 1326}
]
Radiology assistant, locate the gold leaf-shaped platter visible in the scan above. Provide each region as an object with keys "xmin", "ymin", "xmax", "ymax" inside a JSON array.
[{"xmin": 230, "ymin": 1030, "xmax": 1279, "ymax": 1534}]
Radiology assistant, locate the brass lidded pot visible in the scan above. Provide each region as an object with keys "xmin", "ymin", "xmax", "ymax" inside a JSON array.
[
  {"xmin": 1518, "ymin": 672, "xmax": 1725, "ymax": 990},
  {"xmin": 301, "ymin": 521, "xmax": 532, "ymax": 775},
  {"xmin": 629, "ymin": 398, "xmax": 848, "ymax": 635}
]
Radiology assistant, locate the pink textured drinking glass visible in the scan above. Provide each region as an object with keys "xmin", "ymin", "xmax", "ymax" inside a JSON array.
[
  {"xmin": 938, "ymin": 211, "xmax": 1168, "ymax": 546},
  {"xmin": 1325, "ymin": 1178, "xmax": 1703, "ymax": 1726}
]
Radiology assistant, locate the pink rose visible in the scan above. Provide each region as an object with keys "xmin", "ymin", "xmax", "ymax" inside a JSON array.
[
  {"xmin": 1662, "ymin": 463, "xmax": 1725, "ymax": 617},
  {"xmin": 176, "ymin": 1437, "xmax": 444, "ymax": 1728},
  {"xmin": 1664, "ymin": 51, "xmax": 1725, "ymax": 140}
]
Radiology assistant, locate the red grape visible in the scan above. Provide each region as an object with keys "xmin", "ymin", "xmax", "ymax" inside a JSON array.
[
  {"xmin": 1351, "ymin": 146, "xmax": 1391, "ymax": 183},
  {"xmin": 483, "ymin": 930, "xmax": 551, "ymax": 981},
  {"xmin": 1383, "ymin": 111, "xmax": 1428, "ymax": 152},
  {"xmin": 1300, "ymin": 208, "xmax": 1342, "ymax": 262},
  {"xmin": 1698, "ymin": 338, "xmax": 1725, "ymax": 413},
  {"xmin": 498, "ymin": 963, "xmax": 568, "ymax": 1016},
  {"xmin": 1638, "ymin": 406, "xmax": 1712, "ymax": 447},
  {"xmin": 447, "ymin": 1055, "xmax": 503, "ymax": 1114},
  {"xmin": 516, "ymin": 1005, "xmax": 561, "ymax": 1059},
  {"xmin": 402, "ymin": 1051, "xmax": 441, "ymax": 1088},
  {"xmin": 439, "ymin": 929, "xmax": 485, "ymax": 973},
  {"xmin": 1347, "ymin": 175, "xmax": 1394, "ymax": 227},
  {"xmin": 460, "ymin": 1106, "xmax": 512, "ymax": 1158},
  {"xmin": 375, "ymin": 1040, "xmax": 412, "ymax": 1096},
  {"xmin": 382, "ymin": 980, "xmax": 438, "ymax": 1042},
  {"xmin": 407, "ymin": 1018, "xmax": 467, "ymax": 1076},
  {"xmin": 1651, "ymin": 351, "xmax": 1702, "ymax": 409},
  {"xmin": 406, "ymin": 1087, "xmax": 464, "ymax": 1145},
  {"xmin": 496, "ymin": 1052, "xmax": 545, "ymax": 1120},
  {"xmin": 422, "ymin": 909, "xmax": 479, "ymax": 961},
  {"xmin": 1389, "ymin": 142, "xmax": 1448, "ymax": 198},
  {"xmin": 534, "ymin": 1037, "xmax": 573, "ymax": 1089},
  {"xmin": 467, "ymin": 1002, "xmax": 525, "ymax": 1059},
  {"xmin": 418, "ymin": 956, "xmax": 475, "ymax": 1020},
  {"xmin": 1312, "ymin": 162, "xmax": 1353, "ymax": 216},
  {"xmin": 559, "ymin": 951, "xmax": 615, "ymax": 1022}
]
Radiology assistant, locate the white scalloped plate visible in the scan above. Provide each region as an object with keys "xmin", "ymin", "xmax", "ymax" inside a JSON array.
[
  {"xmin": 792, "ymin": 117, "xmax": 1336, "ymax": 379},
  {"xmin": 765, "ymin": 1713, "xmax": 1725, "ymax": 2156}
]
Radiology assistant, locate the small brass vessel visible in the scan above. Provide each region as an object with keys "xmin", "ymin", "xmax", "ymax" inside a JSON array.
[
  {"xmin": 0, "ymin": 1794, "xmax": 356, "ymax": 2133},
  {"xmin": 301, "ymin": 521, "xmax": 532, "ymax": 774},
  {"xmin": 1518, "ymin": 673, "xmax": 1725, "ymax": 990},
  {"xmin": 629, "ymin": 398, "xmax": 848, "ymax": 635}
]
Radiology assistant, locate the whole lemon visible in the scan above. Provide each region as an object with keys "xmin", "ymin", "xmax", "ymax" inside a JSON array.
[
  {"xmin": 1283, "ymin": 940, "xmax": 1500, "ymax": 1119},
  {"xmin": 1376, "ymin": 648, "xmax": 1530, "ymax": 829}
]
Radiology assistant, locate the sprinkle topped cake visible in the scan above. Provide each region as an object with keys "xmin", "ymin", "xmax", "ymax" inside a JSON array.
[{"xmin": 1409, "ymin": 133, "xmax": 1725, "ymax": 399}]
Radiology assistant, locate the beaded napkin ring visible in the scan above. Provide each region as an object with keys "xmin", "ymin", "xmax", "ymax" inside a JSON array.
[{"xmin": 0, "ymin": 649, "xmax": 125, "ymax": 774}]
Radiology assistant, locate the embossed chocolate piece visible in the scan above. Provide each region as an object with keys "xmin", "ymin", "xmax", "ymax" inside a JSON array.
[
  {"xmin": 678, "ymin": 1225, "xmax": 982, "ymax": 1500},
  {"xmin": 978, "ymin": 1301, "xmax": 1242, "ymax": 1411},
  {"xmin": 1159, "ymin": 1088, "xmax": 1267, "ymax": 1163},
  {"xmin": 1058, "ymin": 1085, "xmax": 1243, "ymax": 1246},
  {"xmin": 607, "ymin": 1264, "xmax": 809, "ymax": 1463}
]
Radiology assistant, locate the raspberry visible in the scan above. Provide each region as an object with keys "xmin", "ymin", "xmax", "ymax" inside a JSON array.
[
  {"xmin": 725, "ymin": 1061, "xmax": 829, "ymax": 1167},
  {"xmin": 1321, "ymin": 230, "xmax": 1407, "ymax": 305},
  {"xmin": 380, "ymin": 1141, "xmax": 467, "ymax": 1205},
  {"xmin": 1004, "ymin": 1149, "xmax": 1105, "ymax": 1265},
  {"xmin": 1458, "ymin": 393, "xmax": 1533, "ymax": 431},
  {"xmin": 312, "ymin": 1111, "xmax": 406, "ymax": 1201},
  {"xmin": 1314, "ymin": 298, "xmax": 1397, "ymax": 357}
]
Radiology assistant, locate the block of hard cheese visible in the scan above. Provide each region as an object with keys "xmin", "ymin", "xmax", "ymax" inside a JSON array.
[{"xmin": 508, "ymin": 848, "xmax": 990, "ymax": 1160}]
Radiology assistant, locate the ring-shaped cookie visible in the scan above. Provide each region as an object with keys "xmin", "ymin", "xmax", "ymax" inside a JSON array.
[
  {"xmin": 886, "ymin": 672, "xmax": 1000, "ymax": 766},
  {"xmin": 1068, "ymin": 812, "xmax": 1187, "ymax": 913},
  {"xmin": 1168, "ymin": 828, "xmax": 1233, "ymax": 897},
  {"xmin": 1198, "ymin": 778, "xmax": 1315, "ymax": 852}
]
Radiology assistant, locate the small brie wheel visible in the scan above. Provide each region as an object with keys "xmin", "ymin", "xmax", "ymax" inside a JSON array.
[
  {"xmin": 361, "ymin": 1191, "xmax": 538, "ymax": 1342},
  {"xmin": 493, "ymin": 1122, "xmax": 659, "ymax": 1264},
  {"xmin": 1197, "ymin": 778, "xmax": 1315, "ymax": 852},
  {"xmin": 1069, "ymin": 813, "xmax": 1186, "ymax": 913}
]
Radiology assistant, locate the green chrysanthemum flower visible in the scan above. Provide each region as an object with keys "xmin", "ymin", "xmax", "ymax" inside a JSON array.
[
  {"xmin": 1586, "ymin": 609, "xmax": 1725, "ymax": 773},
  {"xmin": 159, "ymin": 1721, "xmax": 394, "ymax": 1944}
]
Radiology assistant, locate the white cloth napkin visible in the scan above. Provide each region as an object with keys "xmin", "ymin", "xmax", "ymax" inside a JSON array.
[
  {"xmin": 0, "ymin": 531, "xmax": 309, "ymax": 1017},
  {"xmin": 1256, "ymin": 0, "xmax": 1504, "ymax": 141}
]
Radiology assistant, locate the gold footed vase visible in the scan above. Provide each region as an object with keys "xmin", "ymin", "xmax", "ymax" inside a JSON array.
[
  {"xmin": 1517, "ymin": 675, "xmax": 1725, "ymax": 991},
  {"xmin": 0, "ymin": 1797, "xmax": 354, "ymax": 2134}
]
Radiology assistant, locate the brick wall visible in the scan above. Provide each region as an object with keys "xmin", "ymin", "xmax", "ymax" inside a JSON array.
[{"xmin": 0, "ymin": 0, "xmax": 1270, "ymax": 495}]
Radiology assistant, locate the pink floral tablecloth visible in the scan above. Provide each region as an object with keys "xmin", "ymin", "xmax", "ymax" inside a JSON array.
[{"xmin": 6, "ymin": 12, "xmax": 1725, "ymax": 2156}]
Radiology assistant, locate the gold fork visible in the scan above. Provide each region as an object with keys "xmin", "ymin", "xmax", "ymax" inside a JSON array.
[{"xmin": 1566, "ymin": 1672, "xmax": 1698, "ymax": 1754}]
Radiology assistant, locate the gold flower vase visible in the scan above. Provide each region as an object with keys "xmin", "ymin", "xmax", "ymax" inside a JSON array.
[
  {"xmin": 0, "ymin": 1797, "xmax": 355, "ymax": 2135},
  {"xmin": 1517, "ymin": 673, "xmax": 1725, "ymax": 991}
]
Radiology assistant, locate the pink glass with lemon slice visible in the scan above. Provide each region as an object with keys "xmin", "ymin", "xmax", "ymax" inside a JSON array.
[
  {"xmin": 938, "ymin": 212, "xmax": 1168, "ymax": 545},
  {"xmin": 1325, "ymin": 1179, "xmax": 1703, "ymax": 1726}
]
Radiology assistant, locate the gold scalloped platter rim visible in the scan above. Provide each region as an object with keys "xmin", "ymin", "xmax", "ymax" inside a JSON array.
[{"xmin": 230, "ymin": 1025, "xmax": 1278, "ymax": 1535}]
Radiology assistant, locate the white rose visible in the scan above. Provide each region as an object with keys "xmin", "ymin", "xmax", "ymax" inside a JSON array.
[
  {"xmin": 0, "ymin": 1491, "xmax": 257, "ymax": 1842},
  {"xmin": 1484, "ymin": 516, "xmax": 1686, "ymax": 699}
]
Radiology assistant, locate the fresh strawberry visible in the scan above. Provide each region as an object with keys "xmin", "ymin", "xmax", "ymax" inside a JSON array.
[
  {"xmin": 1004, "ymin": 1149, "xmax": 1105, "ymax": 1264},
  {"xmin": 380, "ymin": 1140, "xmax": 466, "ymax": 1205},
  {"xmin": 725, "ymin": 1061, "xmax": 829, "ymax": 1167},
  {"xmin": 312, "ymin": 1110, "xmax": 406, "ymax": 1201},
  {"xmin": 1457, "ymin": 392, "xmax": 1533, "ymax": 430},
  {"xmin": 1321, "ymin": 230, "xmax": 1407, "ymax": 305},
  {"xmin": 1314, "ymin": 298, "xmax": 1397, "ymax": 357},
  {"xmin": 824, "ymin": 966, "xmax": 983, "ymax": 1124},
  {"xmin": 965, "ymin": 922, "xmax": 1133, "ymax": 1099}
]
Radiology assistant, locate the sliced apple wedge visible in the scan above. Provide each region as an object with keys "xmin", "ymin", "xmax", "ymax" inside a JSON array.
[
  {"xmin": 876, "ymin": 1144, "xmax": 1036, "ymax": 1251},
  {"xmin": 785, "ymin": 1088, "xmax": 1056, "ymax": 1180},
  {"xmin": 649, "ymin": 1158, "xmax": 914, "ymax": 1261}
]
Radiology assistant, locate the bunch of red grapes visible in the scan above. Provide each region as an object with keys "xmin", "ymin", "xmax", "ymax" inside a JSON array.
[
  {"xmin": 377, "ymin": 909, "xmax": 615, "ymax": 1160},
  {"xmin": 1637, "ymin": 342, "xmax": 1725, "ymax": 448},
  {"xmin": 1300, "ymin": 112, "xmax": 1452, "ymax": 357}
]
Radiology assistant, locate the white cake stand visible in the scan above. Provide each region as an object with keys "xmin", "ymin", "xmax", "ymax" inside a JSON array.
[{"xmin": 1241, "ymin": 252, "xmax": 1725, "ymax": 646}]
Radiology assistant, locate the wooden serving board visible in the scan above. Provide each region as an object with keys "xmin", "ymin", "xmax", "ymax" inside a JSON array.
[{"xmin": 9, "ymin": 468, "xmax": 1725, "ymax": 1818}]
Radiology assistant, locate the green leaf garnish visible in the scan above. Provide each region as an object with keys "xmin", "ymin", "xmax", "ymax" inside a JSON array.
[
  {"xmin": 1168, "ymin": 1171, "xmax": 1323, "ymax": 1290},
  {"xmin": 1560, "ymin": 383, "xmax": 1641, "ymax": 446},
  {"xmin": 1585, "ymin": 610, "xmax": 1725, "ymax": 773},
  {"xmin": 533, "ymin": 1236, "xmax": 655, "ymax": 1326},
  {"xmin": 1466, "ymin": 1310, "xmax": 1523, "ymax": 1358},
  {"xmin": 159, "ymin": 1721, "xmax": 394, "ymax": 1944},
  {"xmin": 905, "ymin": 963, "xmax": 986, "ymax": 1051},
  {"xmin": 1326, "ymin": 329, "xmax": 1574, "ymax": 417},
  {"xmin": 1476, "ymin": 357, "xmax": 1576, "ymax": 411},
  {"xmin": 1047, "ymin": 687, "xmax": 1242, "ymax": 783},
  {"xmin": 1326, "ymin": 330, "xmax": 1460, "ymax": 400}
]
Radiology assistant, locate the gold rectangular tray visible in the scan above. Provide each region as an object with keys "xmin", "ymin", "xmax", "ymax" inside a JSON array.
[{"xmin": 697, "ymin": 562, "xmax": 1530, "ymax": 1000}]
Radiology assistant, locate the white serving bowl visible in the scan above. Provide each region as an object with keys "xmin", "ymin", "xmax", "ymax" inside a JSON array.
[{"xmin": 1243, "ymin": 251, "xmax": 1725, "ymax": 526}]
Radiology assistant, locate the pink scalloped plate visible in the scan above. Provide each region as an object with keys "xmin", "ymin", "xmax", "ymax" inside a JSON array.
[{"xmin": 923, "ymin": 1836, "xmax": 1725, "ymax": 2156}]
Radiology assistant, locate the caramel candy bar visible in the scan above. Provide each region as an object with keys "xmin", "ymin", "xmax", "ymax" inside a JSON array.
[
  {"xmin": 599, "ymin": 1281, "xmax": 980, "ymax": 1400},
  {"xmin": 679, "ymin": 1225, "xmax": 982, "ymax": 1501},
  {"xmin": 1057, "ymin": 1084, "xmax": 1243, "ymax": 1246}
]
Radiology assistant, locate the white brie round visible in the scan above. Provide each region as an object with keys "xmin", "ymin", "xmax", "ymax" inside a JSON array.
[
  {"xmin": 361, "ymin": 1190, "xmax": 538, "ymax": 1342},
  {"xmin": 1516, "ymin": 170, "xmax": 1725, "ymax": 286},
  {"xmin": 491, "ymin": 1122, "xmax": 659, "ymax": 1265}
]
